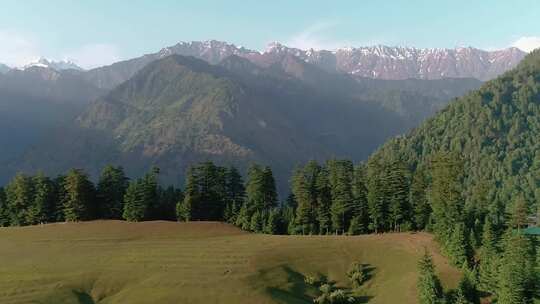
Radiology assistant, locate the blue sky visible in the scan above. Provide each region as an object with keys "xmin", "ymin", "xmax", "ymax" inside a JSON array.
[{"xmin": 1, "ymin": 0, "xmax": 539, "ymax": 68}]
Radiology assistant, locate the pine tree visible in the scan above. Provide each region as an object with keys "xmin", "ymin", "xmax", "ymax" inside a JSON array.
[
  {"xmin": 52, "ymin": 175, "xmax": 67, "ymax": 222},
  {"xmin": 235, "ymin": 202, "xmax": 251, "ymax": 230},
  {"xmin": 224, "ymin": 200, "xmax": 238, "ymax": 223},
  {"xmin": 27, "ymin": 173, "xmax": 54, "ymax": 225},
  {"xmin": 304, "ymin": 160, "xmax": 321, "ymax": 230},
  {"xmin": 456, "ymin": 266, "xmax": 479, "ymax": 304},
  {"xmin": 328, "ymin": 160, "xmax": 354, "ymax": 234},
  {"xmin": 225, "ymin": 166, "xmax": 245, "ymax": 203},
  {"xmin": 5, "ymin": 173, "xmax": 34, "ymax": 226},
  {"xmin": 478, "ymin": 218, "xmax": 500, "ymax": 293},
  {"xmin": 243, "ymin": 164, "xmax": 277, "ymax": 229},
  {"xmin": 429, "ymin": 153, "xmax": 464, "ymax": 252},
  {"xmin": 262, "ymin": 166, "xmax": 278, "ymax": 210},
  {"xmin": 486, "ymin": 199, "xmax": 506, "ymax": 237},
  {"xmin": 351, "ymin": 165, "xmax": 369, "ymax": 234},
  {"xmin": 292, "ymin": 167, "xmax": 312, "ymax": 235},
  {"xmin": 123, "ymin": 180, "xmax": 146, "ymax": 222},
  {"xmin": 348, "ymin": 216, "xmax": 363, "ymax": 235},
  {"xmin": 386, "ymin": 161, "xmax": 410, "ymax": 232},
  {"xmin": 63, "ymin": 169, "xmax": 95, "ymax": 221},
  {"xmin": 225, "ymin": 166, "xmax": 245, "ymax": 222},
  {"xmin": 194, "ymin": 162, "xmax": 227, "ymax": 221},
  {"xmin": 367, "ymin": 161, "xmax": 386, "ymax": 233},
  {"xmin": 315, "ymin": 169, "xmax": 332, "ymax": 235},
  {"xmin": 97, "ymin": 165, "xmax": 128, "ymax": 219},
  {"xmin": 245, "ymin": 164, "xmax": 265, "ymax": 212},
  {"xmin": 265, "ymin": 208, "xmax": 282, "ymax": 234},
  {"xmin": 0, "ymin": 187, "xmax": 8, "ymax": 227},
  {"xmin": 497, "ymin": 233, "xmax": 536, "ymax": 304},
  {"xmin": 177, "ymin": 167, "xmax": 199, "ymax": 221},
  {"xmin": 466, "ymin": 181, "xmax": 490, "ymax": 246},
  {"xmin": 157, "ymin": 186, "xmax": 183, "ymax": 220},
  {"xmin": 509, "ymin": 194, "xmax": 528, "ymax": 230},
  {"xmin": 417, "ymin": 249, "xmax": 443, "ymax": 304},
  {"xmin": 410, "ymin": 168, "xmax": 430, "ymax": 230},
  {"xmin": 446, "ymin": 223, "xmax": 472, "ymax": 267},
  {"xmin": 122, "ymin": 167, "xmax": 159, "ymax": 222},
  {"xmin": 141, "ymin": 167, "xmax": 160, "ymax": 220},
  {"xmin": 250, "ymin": 210, "xmax": 263, "ymax": 232}
]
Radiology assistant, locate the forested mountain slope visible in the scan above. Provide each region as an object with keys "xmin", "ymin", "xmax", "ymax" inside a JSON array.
[{"xmin": 370, "ymin": 50, "xmax": 540, "ymax": 208}]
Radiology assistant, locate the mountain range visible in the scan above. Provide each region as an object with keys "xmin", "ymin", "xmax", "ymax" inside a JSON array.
[
  {"xmin": 83, "ymin": 41, "xmax": 525, "ymax": 90},
  {"xmin": 0, "ymin": 40, "xmax": 527, "ymax": 193}
]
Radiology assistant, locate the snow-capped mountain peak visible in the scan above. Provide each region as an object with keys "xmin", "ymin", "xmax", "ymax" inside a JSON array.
[
  {"xmin": 23, "ymin": 57, "xmax": 84, "ymax": 71},
  {"xmin": 151, "ymin": 41, "xmax": 527, "ymax": 81}
]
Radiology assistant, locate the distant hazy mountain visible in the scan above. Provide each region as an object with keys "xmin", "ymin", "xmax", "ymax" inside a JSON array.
[
  {"xmin": 24, "ymin": 58, "xmax": 83, "ymax": 71},
  {"xmin": 0, "ymin": 64, "xmax": 9, "ymax": 74},
  {"xmin": 1, "ymin": 67, "xmax": 102, "ymax": 105},
  {"xmin": 0, "ymin": 66, "xmax": 104, "ymax": 167},
  {"xmin": 82, "ymin": 40, "xmax": 524, "ymax": 90}
]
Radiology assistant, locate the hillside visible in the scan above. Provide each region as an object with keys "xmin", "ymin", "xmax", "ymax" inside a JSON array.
[
  {"xmin": 0, "ymin": 221, "xmax": 460, "ymax": 304},
  {"xmin": 370, "ymin": 50, "xmax": 540, "ymax": 208}
]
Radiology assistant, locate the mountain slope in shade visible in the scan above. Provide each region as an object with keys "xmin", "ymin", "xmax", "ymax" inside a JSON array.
[
  {"xmin": 0, "ymin": 67, "xmax": 105, "ymax": 166},
  {"xmin": 14, "ymin": 55, "xmax": 411, "ymax": 191},
  {"xmin": 81, "ymin": 40, "xmax": 524, "ymax": 90},
  {"xmin": 369, "ymin": 50, "xmax": 540, "ymax": 207}
]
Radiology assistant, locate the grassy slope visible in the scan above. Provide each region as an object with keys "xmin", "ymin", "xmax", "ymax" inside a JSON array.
[{"xmin": 0, "ymin": 221, "xmax": 459, "ymax": 304}]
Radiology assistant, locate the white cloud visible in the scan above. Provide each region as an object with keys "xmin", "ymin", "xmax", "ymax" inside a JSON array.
[
  {"xmin": 512, "ymin": 36, "xmax": 540, "ymax": 52},
  {"xmin": 0, "ymin": 29, "xmax": 41, "ymax": 67},
  {"xmin": 63, "ymin": 43, "xmax": 123, "ymax": 69},
  {"xmin": 284, "ymin": 21, "xmax": 368, "ymax": 50}
]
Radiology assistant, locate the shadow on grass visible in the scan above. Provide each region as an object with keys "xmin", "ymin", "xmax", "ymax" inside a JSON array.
[
  {"xmin": 73, "ymin": 290, "xmax": 96, "ymax": 304},
  {"xmin": 266, "ymin": 265, "xmax": 374, "ymax": 304},
  {"xmin": 266, "ymin": 266, "xmax": 317, "ymax": 304}
]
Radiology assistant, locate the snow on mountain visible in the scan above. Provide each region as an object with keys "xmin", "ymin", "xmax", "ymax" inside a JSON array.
[
  {"xmin": 264, "ymin": 44, "xmax": 526, "ymax": 81},
  {"xmin": 153, "ymin": 40, "xmax": 525, "ymax": 81},
  {"xmin": 156, "ymin": 40, "xmax": 261, "ymax": 64},
  {"xmin": 83, "ymin": 40, "xmax": 527, "ymax": 91},
  {"xmin": 23, "ymin": 58, "xmax": 84, "ymax": 71}
]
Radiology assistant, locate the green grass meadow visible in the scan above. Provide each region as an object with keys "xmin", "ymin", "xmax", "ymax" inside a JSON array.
[{"xmin": 0, "ymin": 221, "xmax": 460, "ymax": 303}]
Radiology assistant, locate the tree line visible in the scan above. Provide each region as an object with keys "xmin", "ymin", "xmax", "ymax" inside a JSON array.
[{"xmin": 0, "ymin": 166, "xmax": 182, "ymax": 226}]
